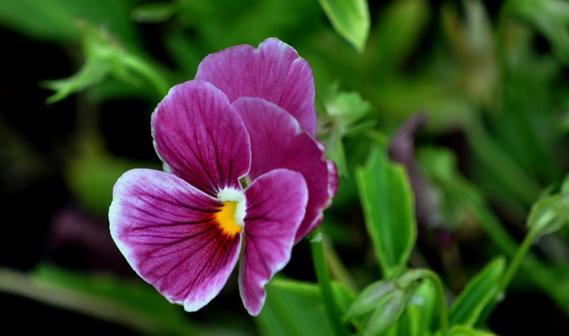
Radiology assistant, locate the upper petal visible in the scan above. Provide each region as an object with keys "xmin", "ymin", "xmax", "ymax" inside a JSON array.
[
  {"xmin": 234, "ymin": 97, "xmax": 338, "ymax": 242},
  {"xmin": 196, "ymin": 37, "xmax": 316, "ymax": 135},
  {"xmin": 239, "ymin": 169, "xmax": 308, "ymax": 315},
  {"xmin": 152, "ymin": 80, "xmax": 251, "ymax": 196},
  {"xmin": 109, "ymin": 169, "xmax": 241, "ymax": 312}
]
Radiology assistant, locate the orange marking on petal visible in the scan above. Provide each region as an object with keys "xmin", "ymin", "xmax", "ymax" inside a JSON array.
[{"xmin": 215, "ymin": 201, "xmax": 242, "ymax": 236}]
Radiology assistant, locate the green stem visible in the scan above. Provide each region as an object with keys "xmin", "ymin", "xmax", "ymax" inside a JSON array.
[
  {"xmin": 499, "ymin": 228, "xmax": 539, "ymax": 295},
  {"xmin": 310, "ymin": 230, "xmax": 351, "ymax": 336},
  {"xmin": 323, "ymin": 238, "xmax": 358, "ymax": 292},
  {"xmin": 479, "ymin": 228, "xmax": 540, "ymax": 322},
  {"xmin": 422, "ymin": 270, "xmax": 449, "ymax": 336},
  {"xmin": 122, "ymin": 54, "xmax": 170, "ymax": 99}
]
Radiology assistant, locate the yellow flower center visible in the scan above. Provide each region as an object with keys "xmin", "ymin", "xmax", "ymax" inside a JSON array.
[{"xmin": 215, "ymin": 201, "xmax": 243, "ymax": 236}]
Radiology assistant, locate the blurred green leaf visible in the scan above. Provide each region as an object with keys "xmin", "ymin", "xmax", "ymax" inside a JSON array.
[
  {"xmin": 0, "ymin": 0, "xmax": 139, "ymax": 47},
  {"xmin": 132, "ymin": 2, "xmax": 178, "ymax": 23},
  {"xmin": 527, "ymin": 189, "xmax": 569, "ymax": 238},
  {"xmin": 0, "ymin": 265, "xmax": 205, "ymax": 335},
  {"xmin": 562, "ymin": 173, "xmax": 569, "ymax": 194},
  {"xmin": 344, "ymin": 280, "xmax": 396, "ymax": 319},
  {"xmin": 510, "ymin": 0, "xmax": 569, "ymax": 63},
  {"xmin": 449, "ymin": 258, "xmax": 505, "ymax": 326},
  {"xmin": 373, "ymin": 0, "xmax": 429, "ymax": 75},
  {"xmin": 356, "ymin": 145, "xmax": 417, "ymax": 278},
  {"xmin": 408, "ymin": 280, "xmax": 438, "ymax": 336},
  {"xmin": 323, "ymin": 86, "xmax": 373, "ymax": 175},
  {"xmin": 397, "ymin": 281, "xmax": 437, "ymax": 336},
  {"xmin": 45, "ymin": 22, "xmax": 169, "ymax": 103},
  {"xmin": 318, "ymin": 0, "xmax": 370, "ymax": 51},
  {"xmin": 257, "ymin": 278, "xmax": 354, "ymax": 336},
  {"xmin": 364, "ymin": 289, "xmax": 409, "ymax": 336}
]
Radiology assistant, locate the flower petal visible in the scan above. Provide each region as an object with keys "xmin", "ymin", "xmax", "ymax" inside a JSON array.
[
  {"xmin": 109, "ymin": 169, "xmax": 241, "ymax": 312},
  {"xmin": 152, "ymin": 80, "xmax": 251, "ymax": 196},
  {"xmin": 239, "ymin": 169, "xmax": 308, "ymax": 315},
  {"xmin": 196, "ymin": 38, "xmax": 316, "ymax": 135},
  {"xmin": 234, "ymin": 97, "xmax": 337, "ymax": 242}
]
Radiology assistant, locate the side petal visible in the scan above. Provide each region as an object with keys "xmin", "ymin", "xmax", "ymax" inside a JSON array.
[
  {"xmin": 239, "ymin": 169, "xmax": 308, "ymax": 315},
  {"xmin": 234, "ymin": 97, "xmax": 337, "ymax": 242},
  {"xmin": 152, "ymin": 80, "xmax": 251, "ymax": 196},
  {"xmin": 109, "ymin": 169, "xmax": 241, "ymax": 312},
  {"xmin": 196, "ymin": 37, "xmax": 316, "ymax": 135}
]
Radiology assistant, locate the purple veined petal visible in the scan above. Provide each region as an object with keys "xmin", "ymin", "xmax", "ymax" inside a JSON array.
[
  {"xmin": 196, "ymin": 37, "xmax": 316, "ymax": 135},
  {"xmin": 109, "ymin": 168, "xmax": 242, "ymax": 312},
  {"xmin": 239, "ymin": 169, "xmax": 308, "ymax": 315},
  {"xmin": 152, "ymin": 80, "xmax": 251, "ymax": 196},
  {"xmin": 233, "ymin": 97, "xmax": 338, "ymax": 242}
]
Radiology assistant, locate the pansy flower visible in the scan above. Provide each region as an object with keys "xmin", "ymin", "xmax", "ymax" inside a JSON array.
[{"xmin": 109, "ymin": 38, "xmax": 337, "ymax": 315}]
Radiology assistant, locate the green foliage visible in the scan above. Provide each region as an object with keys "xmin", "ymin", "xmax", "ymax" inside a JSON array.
[
  {"xmin": 323, "ymin": 84, "xmax": 373, "ymax": 175},
  {"xmin": 0, "ymin": 264, "xmax": 206, "ymax": 336},
  {"xmin": 317, "ymin": 0, "xmax": 370, "ymax": 51},
  {"xmin": 364, "ymin": 288, "xmax": 409, "ymax": 336},
  {"xmin": 373, "ymin": 0, "xmax": 429, "ymax": 75},
  {"xmin": 510, "ymin": 0, "xmax": 569, "ymax": 63},
  {"xmin": 356, "ymin": 145, "xmax": 417, "ymax": 278},
  {"xmin": 449, "ymin": 258, "xmax": 506, "ymax": 327},
  {"xmin": 1, "ymin": 0, "xmax": 569, "ymax": 335},
  {"xmin": 0, "ymin": 0, "xmax": 138, "ymax": 46},
  {"xmin": 257, "ymin": 278, "xmax": 354, "ymax": 336},
  {"xmin": 44, "ymin": 22, "xmax": 169, "ymax": 103},
  {"xmin": 344, "ymin": 279, "xmax": 397, "ymax": 319},
  {"xmin": 527, "ymin": 175, "xmax": 569, "ymax": 238}
]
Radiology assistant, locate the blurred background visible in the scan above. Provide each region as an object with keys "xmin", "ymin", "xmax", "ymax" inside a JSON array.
[{"xmin": 0, "ymin": 0, "xmax": 568, "ymax": 335}]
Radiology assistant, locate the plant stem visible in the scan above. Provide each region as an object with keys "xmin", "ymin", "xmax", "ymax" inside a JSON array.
[
  {"xmin": 323, "ymin": 238, "xmax": 358, "ymax": 292},
  {"xmin": 310, "ymin": 230, "xmax": 351, "ymax": 336},
  {"xmin": 122, "ymin": 54, "xmax": 170, "ymax": 99},
  {"xmin": 499, "ymin": 228, "xmax": 539, "ymax": 295},
  {"xmin": 479, "ymin": 228, "xmax": 540, "ymax": 322},
  {"xmin": 422, "ymin": 270, "xmax": 449, "ymax": 336}
]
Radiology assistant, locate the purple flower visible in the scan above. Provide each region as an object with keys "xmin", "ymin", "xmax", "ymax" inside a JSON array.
[{"xmin": 109, "ymin": 38, "xmax": 337, "ymax": 315}]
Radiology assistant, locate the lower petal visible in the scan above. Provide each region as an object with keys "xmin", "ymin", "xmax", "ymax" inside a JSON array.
[
  {"xmin": 239, "ymin": 169, "xmax": 308, "ymax": 315},
  {"xmin": 109, "ymin": 169, "xmax": 241, "ymax": 312}
]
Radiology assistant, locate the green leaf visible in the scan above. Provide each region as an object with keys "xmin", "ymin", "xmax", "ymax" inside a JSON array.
[
  {"xmin": 344, "ymin": 280, "xmax": 396, "ymax": 319},
  {"xmin": 45, "ymin": 21, "xmax": 169, "ymax": 103},
  {"xmin": 323, "ymin": 86, "xmax": 373, "ymax": 176},
  {"xmin": 562, "ymin": 173, "xmax": 569, "ymax": 194},
  {"xmin": 356, "ymin": 145, "xmax": 417, "ymax": 277},
  {"xmin": 257, "ymin": 278, "xmax": 354, "ymax": 336},
  {"xmin": 0, "ymin": 0, "xmax": 139, "ymax": 47},
  {"xmin": 318, "ymin": 0, "xmax": 370, "ymax": 52},
  {"xmin": 0, "ymin": 265, "xmax": 205, "ymax": 335},
  {"xmin": 374, "ymin": 0, "xmax": 429, "ymax": 74},
  {"xmin": 132, "ymin": 2, "xmax": 179, "ymax": 23},
  {"xmin": 527, "ymin": 193, "xmax": 569, "ymax": 238},
  {"xmin": 44, "ymin": 58, "xmax": 110, "ymax": 103},
  {"xmin": 396, "ymin": 280, "xmax": 438, "ymax": 336},
  {"xmin": 364, "ymin": 289, "xmax": 409, "ymax": 336},
  {"xmin": 325, "ymin": 89, "xmax": 372, "ymax": 129},
  {"xmin": 449, "ymin": 258, "xmax": 506, "ymax": 326},
  {"xmin": 510, "ymin": 0, "xmax": 569, "ymax": 63}
]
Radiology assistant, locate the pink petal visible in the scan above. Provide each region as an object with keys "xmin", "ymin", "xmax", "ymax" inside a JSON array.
[
  {"xmin": 196, "ymin": 38, "xmax": 316, "ymax": 135},
  {"xmin": 152, "ymin": 80, "xmax": 251, "ymax": 196},
  {"xmin": 239, "ymin": 169, "xmax": 308, "ymax": 315},
  {"xmin": 109, "ymin": 169, "xmax": 241, "ymax": 312},
  {"xmin": 234, "ymin": 97, "xmax": 338, "ymax": 242}
]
